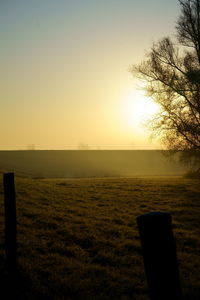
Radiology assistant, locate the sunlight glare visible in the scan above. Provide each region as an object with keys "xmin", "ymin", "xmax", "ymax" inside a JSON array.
[{"xmin": 121, "ymin": 90, "xmax": 159, "ymax": 133}]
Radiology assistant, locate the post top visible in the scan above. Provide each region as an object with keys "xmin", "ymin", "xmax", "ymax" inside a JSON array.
[
  {"xmin": 4, "ymin": 172, "xmax": 14, "ymax": 176},
  {"xmin": 137, "ymin": 211, "xmax": 172, "ymax": 225}
]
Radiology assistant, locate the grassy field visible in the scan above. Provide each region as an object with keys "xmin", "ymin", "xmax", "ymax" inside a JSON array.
[
  {"xmin": 0, "ymin": 150, "xmax": 189, "ymax": 178},
  {"xmin": 0, "ymin": 174, "xmax": 200, "ymax": 299}
]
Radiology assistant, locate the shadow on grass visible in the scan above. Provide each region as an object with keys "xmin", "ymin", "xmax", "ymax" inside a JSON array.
[
  {"xmin": 0, "ymin": 254, "xmax": 200, "ymax": 299},
  {"xmin": 0, "ymin": 255, "xmax": 45, "ymax": 300}
]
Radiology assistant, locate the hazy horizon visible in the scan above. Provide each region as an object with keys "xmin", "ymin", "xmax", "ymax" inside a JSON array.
[
  {"xmin": 0, "ymin": 149, "xmax": 187, "ymax": 178},
  {"xmin": 0, "ymin": 1, "xmax": 179, "ymax": 150},
  {"xmin": 0, "ymin": 148, "xmax": 163, "ymax": 151}
]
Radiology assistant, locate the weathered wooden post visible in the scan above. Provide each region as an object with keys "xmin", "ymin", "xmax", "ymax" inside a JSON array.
[
  {"xmin": 137, "ymin": 212, "xmax": 182, "ymax": 300},
  {"xmin": 3, "ymin": 172, "xmax": 17, "ymax": 271}
]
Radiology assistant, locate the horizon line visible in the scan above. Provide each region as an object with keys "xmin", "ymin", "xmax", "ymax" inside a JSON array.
[{"xmin": 0, "ymin": 148, "xmax": 166, "ymax": 151}]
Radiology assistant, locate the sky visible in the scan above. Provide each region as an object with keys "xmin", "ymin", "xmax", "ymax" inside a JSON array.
[{"xmin": 0, "ymin": 0, "xmax": 180, "ymax": 150}]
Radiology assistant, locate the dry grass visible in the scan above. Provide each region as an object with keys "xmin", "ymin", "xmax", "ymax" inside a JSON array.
[{"xmin": 0, "ymin": 175, "xmax": 199, "ymax": 299}]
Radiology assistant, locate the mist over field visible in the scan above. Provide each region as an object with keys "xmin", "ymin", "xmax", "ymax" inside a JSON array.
[{"xmin": 0, "ymin": 150, "xmax": 189, "ymax": 178}]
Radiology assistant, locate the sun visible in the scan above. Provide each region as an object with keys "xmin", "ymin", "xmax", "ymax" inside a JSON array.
[{"xmin": 121, "ymin": 89, "xmax": 159, "ymax": 132}]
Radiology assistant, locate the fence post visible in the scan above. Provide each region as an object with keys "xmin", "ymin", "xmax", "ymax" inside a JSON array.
[
  {"xmin": 137, "ymin": 212, "xmax": 182, "ymax": 300},
  {"xmin": 3, "ymin": 172, "xmax": 17, "ymax": 271}
]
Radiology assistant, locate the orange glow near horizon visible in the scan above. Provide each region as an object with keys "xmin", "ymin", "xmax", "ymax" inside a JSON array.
[{"xmin": 0, "ymin": 1, "xmax": 179, "ymax": 150}]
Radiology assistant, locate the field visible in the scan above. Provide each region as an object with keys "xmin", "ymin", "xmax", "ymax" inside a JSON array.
[
  {"xmin": 0, "ymin": 174, "xmax": 200, "ymax": 299},
  {"xmin": 0, "ymin": 150, "xmax": 189, "ymax": 178}
]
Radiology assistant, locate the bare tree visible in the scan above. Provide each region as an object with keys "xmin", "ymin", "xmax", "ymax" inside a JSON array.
[
  {"xmin": 77, "ymin": 142, "xmax": 90, "ymax": 150},
  {"xmin": 27, "ymin": 144, "xmax": 35, "ymax": 150},
  {"xmin": 131, "ymin": 0, "xmax": 200, "ymax": 170}
]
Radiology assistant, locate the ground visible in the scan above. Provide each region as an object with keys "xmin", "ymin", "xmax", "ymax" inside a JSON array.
[{"xmin": 0, "ymin": 175, "xmax": 199, "ymax": 299}]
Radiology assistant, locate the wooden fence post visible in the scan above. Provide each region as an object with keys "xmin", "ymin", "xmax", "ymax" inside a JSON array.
[
  {"xmin": 137, "ymin": 212, "xmax": 182, "ymax": 300},
  {"xmin": 3, "ymin": 172, "xmax": 17, "ymax": 271}
]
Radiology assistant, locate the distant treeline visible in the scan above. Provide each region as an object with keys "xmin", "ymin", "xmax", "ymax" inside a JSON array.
[{"xmin": 0, "ymin": 150, "xmax": 189, "ymax": 178}]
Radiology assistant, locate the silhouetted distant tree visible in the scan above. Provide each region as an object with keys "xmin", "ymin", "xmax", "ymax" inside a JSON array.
[
  {"xmin": 27, "ymin": 144, "xmax": 35, "ymax": 150},
  {"xmin": 131, "ymin": 0, "xmax": 200, "ymax": 171},
  {"xmin": 78, "ymin": 142, "xmax": 90, "ymax": 150}
]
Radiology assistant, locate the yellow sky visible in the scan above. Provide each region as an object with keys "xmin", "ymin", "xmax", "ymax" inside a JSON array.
[{"xmin": 0, "ymin": 0, "xmax": 179, "ymax": 150}]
